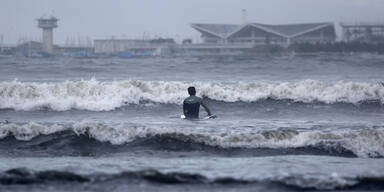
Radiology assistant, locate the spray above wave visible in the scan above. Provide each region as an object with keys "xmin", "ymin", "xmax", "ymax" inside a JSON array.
[
  {"xmin": 1, "ymin": 122, "xmax": 383, "ymax": 158},
  {"xmin": 0, "ymin": 79, "xmax": 383, "ymax": 111}
]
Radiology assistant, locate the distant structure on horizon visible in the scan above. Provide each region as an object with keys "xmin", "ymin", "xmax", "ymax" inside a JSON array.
[
  {"xmin": 3, "ymin": 11, "xmax": 384, "ymax": 57},
  {"xmin": 191, "ymin": 22, "xmax": 336, "ymax": 46},
  {"xmin": 94, "ymin": 38, "xmax": 176, "ymax": 56},
  {"xmin": 340, "ymin": 23, "xmax": 384, "ymax": 43},
  {"xmin": 37, "ymin": 15, "xmax": 58, "ymax": 54}
]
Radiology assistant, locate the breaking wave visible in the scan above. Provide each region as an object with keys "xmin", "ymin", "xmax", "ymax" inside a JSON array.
[
  {"xmin": 0, "ymin": 79, "xmax": 383, "ymax": 111},
  {"xmin": 1, "ymin": 122, "xmax": 383, "ymax": 158},
  {"xmin": 2, "ymin": 168, "xmax": 384, "ymax": 191}
]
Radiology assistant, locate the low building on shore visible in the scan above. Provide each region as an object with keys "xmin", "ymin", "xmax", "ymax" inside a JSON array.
[
  {"xmin": 94, "ymin": 38, "xmax": 176, "ymax": 56},
  {"xmin": 341, "ymin": 23, "xmax": 384, "ymax": 43},
  {"xmin": 14, "ymin": 41, "xmax": 43, "ymax": 57}
]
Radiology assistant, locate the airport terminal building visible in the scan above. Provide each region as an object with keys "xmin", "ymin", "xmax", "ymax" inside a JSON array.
[
  {"xmin": 191, "ymin": 22, "xmax": 336, "ymax": 46},
  {"xmin": 93, "ymin": 22, "xmax": 337, "ymax": 56}
]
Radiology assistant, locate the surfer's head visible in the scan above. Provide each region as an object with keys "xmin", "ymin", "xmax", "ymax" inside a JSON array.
[{"xmin": 188, "ymin": 87, "xmax": 196, "ymax": 96}]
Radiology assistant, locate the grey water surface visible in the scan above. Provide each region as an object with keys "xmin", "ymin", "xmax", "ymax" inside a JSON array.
[{"xmin": 0, "ymin": 54, "xmax": 384, "ymax": 191}]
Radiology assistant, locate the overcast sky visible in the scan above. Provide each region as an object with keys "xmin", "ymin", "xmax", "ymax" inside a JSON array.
[{"xmin": 1, "ymin": 0, "xmax": 384, "ymax": 45}]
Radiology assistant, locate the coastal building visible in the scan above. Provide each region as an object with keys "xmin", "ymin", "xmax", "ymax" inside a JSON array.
[
  {"xmin": 94, "ymin": 38, "xmax": 175, "ymax": 56},
  {"xmin": 191, "ymin": 22, "xmax": 336, "ymax": 46},
  {"xmin": 340, "ymin": 23, "xmax": 384, "ymax": 43},
  {"xmin": 0, "ymin": 45, "xmax": 14, "ymax": 56}
]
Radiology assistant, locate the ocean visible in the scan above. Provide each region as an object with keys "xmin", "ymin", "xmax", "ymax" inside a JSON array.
[{"xmin": 0, "ymin": 54, "xmax": 384, "ymax": 191}]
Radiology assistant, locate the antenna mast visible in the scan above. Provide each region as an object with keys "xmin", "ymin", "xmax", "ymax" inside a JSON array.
[{"xmin": 242, "ymin": 9, "xmax": 247, "ymax": 25}]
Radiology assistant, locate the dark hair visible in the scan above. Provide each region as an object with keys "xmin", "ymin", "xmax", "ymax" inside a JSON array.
[{"xmin": 188, "ymin": 87, "xmax": 196, "ymax": 95}]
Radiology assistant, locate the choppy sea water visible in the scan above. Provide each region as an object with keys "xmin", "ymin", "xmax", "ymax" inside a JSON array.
[{"xmin": 0, "ymin": 54, "xmax": 384, "ymax": 191}]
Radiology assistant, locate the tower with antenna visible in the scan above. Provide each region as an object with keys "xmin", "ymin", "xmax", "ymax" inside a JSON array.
[{"xmin": 37, "ymin": 15, "xmax": 58, "ymax": 54}]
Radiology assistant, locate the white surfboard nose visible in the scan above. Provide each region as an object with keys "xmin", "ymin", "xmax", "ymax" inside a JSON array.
[{"xmin": 181, "ymin": 115, "xmax": 217, "ymax": 120}]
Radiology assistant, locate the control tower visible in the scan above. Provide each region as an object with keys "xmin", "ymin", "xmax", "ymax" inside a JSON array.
[{"xmin": 37, "ymin": 16, "xmax": 58, "ymax": 54}]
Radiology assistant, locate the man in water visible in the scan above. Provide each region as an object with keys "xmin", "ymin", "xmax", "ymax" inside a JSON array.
[{"xmin": 183, "ymin": 87, "xmax": 212, "ymax": 119}]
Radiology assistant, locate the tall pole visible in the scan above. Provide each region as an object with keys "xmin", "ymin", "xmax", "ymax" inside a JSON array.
[{"xmin": 242, "ymin": 9, "xmax": 247, "ymax": 25}]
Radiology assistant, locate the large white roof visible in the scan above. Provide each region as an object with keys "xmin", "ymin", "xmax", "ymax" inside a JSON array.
[{"xmin": 192, "ymin": 22, "xmax": 334, "ymax": 38}]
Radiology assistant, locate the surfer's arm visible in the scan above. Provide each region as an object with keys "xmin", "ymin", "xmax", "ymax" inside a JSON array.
[{"xmin": 201, "ymin": 103, "xmax": 212, "ymax": 116}]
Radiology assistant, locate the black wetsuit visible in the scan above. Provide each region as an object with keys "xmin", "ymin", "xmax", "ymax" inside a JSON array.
[{"xmin": 183, "ymin": 95, "xmax": 206, "ymax": 119}]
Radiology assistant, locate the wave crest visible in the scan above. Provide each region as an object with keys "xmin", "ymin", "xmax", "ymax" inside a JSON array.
[
  {"xmin": 0, "ymin": 79, "xmax": 383, "ymax": 111},
  {"xmin": 1, "ymin": 122, "xmax": 383, "ymax": 158},
  {"xmin": 2, "ymin": 168, "xmax": 384, "ymax": 190}
]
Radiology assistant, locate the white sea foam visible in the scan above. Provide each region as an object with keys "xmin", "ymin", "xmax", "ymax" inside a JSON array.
[
  {"xmin": 0, "ymin": 122, "xmax": 67, "ymax": 141},
  {"xmin": 0, "ymin": 79, "xmax": 383, "ymax": 111},
  {"xmin": 1, "ymin": 121, "xmax": 383, "ymax": 158}
]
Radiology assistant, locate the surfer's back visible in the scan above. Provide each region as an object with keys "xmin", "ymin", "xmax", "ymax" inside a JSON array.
[{"xmin": 183, "ymin": 95, "xmax": 203, "ymax": 119}]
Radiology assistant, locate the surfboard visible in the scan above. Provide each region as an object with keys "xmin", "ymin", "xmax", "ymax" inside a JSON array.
[
  {"xmin": 181, "ymin": 115, "xmax": 217, "ymax": 120},
  {"xmin": 203, "ymin": 115, "xmax": 217, "ymax": 119}
]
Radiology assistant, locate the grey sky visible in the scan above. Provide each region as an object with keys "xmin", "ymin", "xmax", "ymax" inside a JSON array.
[{"xmin": 1, "ymin": 0, "xmax": 384, "ymax": 45}]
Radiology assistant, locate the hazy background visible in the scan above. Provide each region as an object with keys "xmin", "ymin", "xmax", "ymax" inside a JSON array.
[{"xmin": 1, "ymin": 0, "xmax": 384, "ymax": 44}]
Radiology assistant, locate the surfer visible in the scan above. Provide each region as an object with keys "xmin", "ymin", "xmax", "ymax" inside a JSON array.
[{"xmin": 183, "ymin": 87, "xmax": 212, "ymax": 119}]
